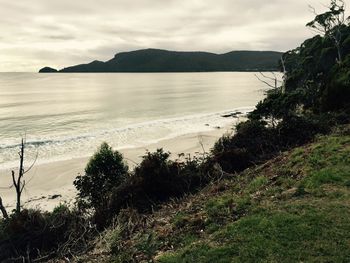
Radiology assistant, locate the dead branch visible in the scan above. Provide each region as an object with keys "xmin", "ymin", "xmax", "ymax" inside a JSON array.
[
  {"xmin": 259, "ymin": 72, "xmax": 282, "ymax": 83},
  {"xmin": 0, "ymin": 196, "xmax": 9, "ymax": 219},
  {"xmin": 198, "ymin": 135, "xmax": 208, "ymax": 160},
  {"xmin": 255, "ymin": 73, "xmax": 278, "ymax": 89},
  {"xmin": 24, "ymin": 151, "xmax": 38, "ymax": 174},
  {"xmin": 11, "ymin": 137, "xmax": 34, "ymax": 214}
]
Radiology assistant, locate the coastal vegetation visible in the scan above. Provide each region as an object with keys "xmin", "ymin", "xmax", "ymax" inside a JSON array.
[
  {"xmin": 1, "ymin": 1, "xmax": 350, "ymax": 261},
  {"xmin": 99, "ymin": 125, "xmax": 350, "ymax": 263}
]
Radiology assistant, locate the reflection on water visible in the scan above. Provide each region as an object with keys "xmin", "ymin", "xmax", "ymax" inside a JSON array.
[{"xmin": 0, "ymin": 72, "xmax": 273, "ymax": 167}]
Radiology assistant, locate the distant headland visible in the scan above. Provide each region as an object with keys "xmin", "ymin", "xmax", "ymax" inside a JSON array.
[{"xmin": 39, "ymin": 48, "xmax": 283, "ymax": 73}]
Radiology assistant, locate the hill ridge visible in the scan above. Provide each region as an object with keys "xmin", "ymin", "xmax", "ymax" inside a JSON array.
[{"xmin": 39, "ymin": 48, "xmax": 282, "ymax": 73}]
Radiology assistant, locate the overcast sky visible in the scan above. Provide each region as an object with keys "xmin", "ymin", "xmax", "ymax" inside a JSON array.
[{"xmin": 0, "ymin": 0, "xmax": 336, "ymax": 72}]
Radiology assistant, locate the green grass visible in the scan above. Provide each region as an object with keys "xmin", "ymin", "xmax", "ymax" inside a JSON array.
[
  {"xmin": 157, "ymin": 130, "xmax": 350, "ymax": 263},
  {"xmin": 160, "ymin": 202, "xmax": 350, "ymax": 263},
  {"xmin": 95, "ymin": 128, "xmax": 350, "ymax": 262},
  {"xmin": 296, "ymin": 135, "xmax": 350, "ymax": 189},
  {"xmin": 247, "ymin": 176, "xmax": 269, "ymax": 193}
]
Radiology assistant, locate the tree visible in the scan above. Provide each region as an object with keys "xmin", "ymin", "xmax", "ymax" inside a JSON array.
[
  {"xmin": 307, "ymin": 0, "xmax": 348, "ymax": 63},
  {"xmin": 11, "ymin": 137, "xmax": 37, "ymax": 214},
  {"xmin": 12, "ymin": 138, "xmax": 26, "ymax": 214},
  {"xmin": 74, "ymin": 142, "xmax": 128, "ymax": 212},
  {"xmin": 0, "ymin": 137, "xmax": 37, "ymax": 218}
]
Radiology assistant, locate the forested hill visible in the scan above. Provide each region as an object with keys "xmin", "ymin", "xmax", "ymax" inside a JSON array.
[{"xmin": 39, "ymin": 49, "xmax": 282, "ymax": 73}]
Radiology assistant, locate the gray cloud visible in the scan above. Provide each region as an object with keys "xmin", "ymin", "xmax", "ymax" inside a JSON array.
[
  {"xmin": 45, "ymin": 35, "xmax": 76, "ymax": 40},
  {"xmin": 0, "ymin": 0, "xmax": 339, "ymax": 71}
]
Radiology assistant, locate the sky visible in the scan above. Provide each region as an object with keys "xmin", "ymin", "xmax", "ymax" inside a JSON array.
[{"xmin": 0, "ymin": 0, "xmax": 336, "ymax": 72}]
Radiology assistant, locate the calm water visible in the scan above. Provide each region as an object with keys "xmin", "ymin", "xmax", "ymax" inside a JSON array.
[{"xmin": 0, "ymin": 72, "xmax": 268, "ymax": 168}]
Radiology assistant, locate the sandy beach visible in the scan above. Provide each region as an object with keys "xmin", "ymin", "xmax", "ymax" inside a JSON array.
[{"xmin": 0, "ymin": 124, "xmax": 235, "ymax": 212}]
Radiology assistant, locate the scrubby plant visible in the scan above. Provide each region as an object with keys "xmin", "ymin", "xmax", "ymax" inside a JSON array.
[
  {"xmin": 107, "ymin": 149, "xmax": 217, "ymax": 215},
  {"xmin": 74, "ymin": 142, "xmax": 129, "ymax": 215},
  {"xmin": 0, "ymin": 205, "xmax": 94, "ymax": 261},
  {"xmin": 133, "ymin": 149, "xmax": 185, "ymax": 200},
  {"xmin": 109, "ymin": 149, "xmax": 189, "ymax": 214}
]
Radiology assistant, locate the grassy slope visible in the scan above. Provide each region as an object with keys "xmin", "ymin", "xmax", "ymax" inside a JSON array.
[{"xmin": 85, "ymin": 125, "xmax": 350, "ymax": 263}]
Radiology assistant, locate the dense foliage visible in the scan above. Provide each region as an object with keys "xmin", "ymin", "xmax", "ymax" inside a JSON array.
[
  {"xmin": 211, "ymin": 0, "xmax": 350, "ymax": 172},
  {"xmin": 0, "ymin": 205, "xmax": 94, "ymax": 261},
  {"xmin": 108, "ymin": 149, "xmax": 213, "ymax": 217},
  {"xmin": 72, "ymin": 142, "xmax": 128, "ymax": 227},
  {"xmin": 74, "ymin": 142, "xmax": 128, "ymax": 212}
]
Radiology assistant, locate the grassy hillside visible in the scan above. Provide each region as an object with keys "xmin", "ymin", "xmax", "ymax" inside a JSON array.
[
  {"xmin": 40, "ymin": 49, "xmax": 282, "ymax": 73},
  {"xmin": 85, "ymin": 125, "xmax": 350, "ymax": 262}
]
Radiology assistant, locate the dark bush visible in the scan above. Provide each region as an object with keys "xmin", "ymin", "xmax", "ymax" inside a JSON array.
[
  {"xmin": 210, "ymin": 112, "xmax": 340, "ymax": 174},
  {"xmin": 250, "ymin": 89, "xmax": 304, "ymax": 122},
  {"xmin": 212, "ymin": 120, "xmax": 279, "ymax": 168},
  {"xmin": 277, "ymin": 115, "xmax": 331, "ymax": 147},
  {"xmin": 108, "ymin": 149, "xmax": 211, "ymax": 215},
  {"xmin": 210, "ymin": 148, "xmax": 253, "ymax": 174},
  {"xmin": 0, "ymin": 206, "xmax": 93, "ymax": 262},
  {"xmin": 133, "ymin": 149, "xmax": 185, "ymax": 200},
  {"xmin": 108, "ymin": 149, "xmax": 184, "ymax": 214},
  {"xmin": 74, "ymin": 142, "xmax": 129, "ymax": 213},
  {"xmin": 177, "ymin": 155, "xmax": 208, "ymax": 192},
  {"xmin": 233, "ymin": 120, "xmax": 279, "ymax": 155},
  {"xmin": 321, "ymin": 64, "xmax": 350, "ymax": 111}
]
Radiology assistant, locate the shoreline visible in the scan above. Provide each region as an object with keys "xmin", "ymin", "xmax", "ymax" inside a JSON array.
[
  {"xmin": 0, "ymin": 123, "xmax": 235, "ymax": 211},
  {"xmin": 0, "ymin": 106, "xmax": 253, "ymax": 171}
]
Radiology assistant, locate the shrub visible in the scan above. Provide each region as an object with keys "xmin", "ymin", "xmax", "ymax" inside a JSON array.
[
  {"xmin": 277, "ymin": 115, "xmax": 331, "ymax": 147},
  {"xmin": 74, "ymin": 142, "xmax": 128, "ymax": 214},
  {"xmin": 177, "ymin": 155, "xmax": 208, "ymax": 191},
  {"xmin": 210, "ymin": 148, "xmax": 252, "ymax": 174},
  {"xmin": 133, "ymin": 149, "xmax": 185, "ymax": 200},
  {"xmin": 211, "ymin": 120, "xmax": 278, "ymax": 173},
  {"xmin": 250, "ymin": 89, "xmax": 304, "ymax": 122},
  {"xmin": 108, "ymin": 149, "xmax": 211, "ymax": 215},
  {"xmin": 109, "ymin": 149, "xmax": 184, "ymax": 213},
  {"xmin": 230, "ymin": 120, "xmax": 279, "ymax": 158},
  {"xmin": 0, "ymin": 206, "xmax": 93, "ymax": 261},
  {"xmin": 211, "ymin": 113, "xmax": 337, "ymax": 174}
]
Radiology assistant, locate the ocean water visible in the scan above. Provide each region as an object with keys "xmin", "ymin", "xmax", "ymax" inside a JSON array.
[{"xmin": 0, "ymin": 72, "xmax": 269, "ymax": 169}]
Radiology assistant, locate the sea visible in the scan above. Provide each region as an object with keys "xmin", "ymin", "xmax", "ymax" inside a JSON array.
[{"xmin": 0, "ymin": 72, "xmax": 270, "ymax": 169}]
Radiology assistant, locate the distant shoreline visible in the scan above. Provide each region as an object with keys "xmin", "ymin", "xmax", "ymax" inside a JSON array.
[
  {"xmin": 39, "ymin": 48, "xmax": 282, "ymax": 73},
  {"xmin": 39, "ymin": 69, "xmax": 280, "ymax": 73}
]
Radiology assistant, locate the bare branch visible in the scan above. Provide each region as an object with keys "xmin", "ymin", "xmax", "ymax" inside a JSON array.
[
  {"xmin": 254, "ymin": 74, "xmax": 277, "ymax": 89},
  {"xmin": 308, "ymin": 4, "xmax": 317, "ymax": 16},
  {"xmin": 198, "ymin": 136, "xmax": 207, "ymax": 155},
  {"xmin": 11, "ymin": 170, "xmax": 17, "ymax": 188},
  {"xmin": 24, "ymin": 150, "xmax": 38, "ymax": 174},
  {"xmin": 124, "ymin": 158, "xmax": 139, "ymax": 166},
  {"xmin": 20, "ymin": 180, "xmax": 26, "ymax": 194},
  {"xmin": 259, "ymin": 72, "xmax": 282, "ymax": 83},
  {"xmin": 280, "ymin": 56, "xmax": 286, "ymax": 73},
  {"xmin": 0, "ymin": 196, "xmax": 9, "ymax": 219}
]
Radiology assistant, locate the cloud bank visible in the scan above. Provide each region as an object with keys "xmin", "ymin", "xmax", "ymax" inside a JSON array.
[{"xmin": 0, "ymin": 0, "xmax": 333, "ymax": 71}]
